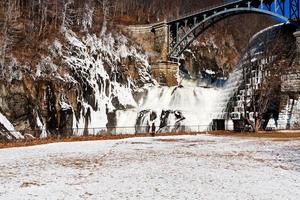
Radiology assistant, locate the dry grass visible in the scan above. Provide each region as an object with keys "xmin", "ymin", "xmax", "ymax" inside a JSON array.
[
  {"xmin": 1, "ymin": 130, "xmax": 300, "ymax": 149},
  {"xmin": 0, "ymin": 131, "xmax": 201, "ymax": 149},
  {"xmin": 210, "ymin": 130, "xmax": 300, "ymax": 140}
]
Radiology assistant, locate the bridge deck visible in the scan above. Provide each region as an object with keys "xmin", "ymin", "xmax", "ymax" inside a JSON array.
[
  {"xmin": 164, "ymin": 0, "xmax": 298, "ymax": 58},
  {"xmin": 168, "ymin": 0, "xmax": 288, "ymax": 24},
  {"xmin": 168, "ymin": 0, "xmax": 244, "ymax": 24}
]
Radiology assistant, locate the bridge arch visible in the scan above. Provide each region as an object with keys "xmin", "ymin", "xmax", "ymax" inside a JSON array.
[{"xmin": 169, "ymin": 7, "xmax": 290, "ymax": 58}]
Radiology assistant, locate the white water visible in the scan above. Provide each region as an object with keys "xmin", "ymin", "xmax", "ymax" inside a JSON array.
[
  {"xmin": 275, "ymin": 97, "xmax": 300, "ymax": 129},
  {"xmin": 115, "ymin": 57, "xmax": 246, "ymax": 133},
  {"xmin": 117, "ymin": 79, "xmax": 227, "ymax": 132},
  {"xmin": 209, "ymin": 62, "xmax": 244, "ymax": 120}
]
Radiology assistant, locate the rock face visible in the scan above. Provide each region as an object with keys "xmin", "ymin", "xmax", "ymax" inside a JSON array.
[
  {"xmin": 0, "ymin": 77, "xmax": 77, "ymax": 138},
  {"xmin": 189, "ymin": 27, "xmax": 240, "ymax": 78},
  {"xmin": 0, "ymin": 29, "xmax": 154, "ymax": 140}
]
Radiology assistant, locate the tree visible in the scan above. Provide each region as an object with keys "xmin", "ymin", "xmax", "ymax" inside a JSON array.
[
  {"xmin": 97, "ymin": 0, "xmax": 114, "ymax": 36},
  {"xmin": 242, "ymin": 26, "xmax": 295, "ymax": 132},
  {"xmin": 61, "ymin": 0, "xmax": 74, "ymax": 29},
  {"xmin": 0, "ymin": 0, "xmax": 19, "ymax": 77}
]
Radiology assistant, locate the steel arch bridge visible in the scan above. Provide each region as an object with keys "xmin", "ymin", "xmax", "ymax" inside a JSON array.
[{"xmin": 167, "ymin": 0, "xmax": 300, "ymax": 59}]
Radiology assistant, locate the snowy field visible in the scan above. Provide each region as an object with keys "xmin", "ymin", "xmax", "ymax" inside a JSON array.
[{"xmin": 0, "ymin": 135, "xmax": 299, "ymax": 200}]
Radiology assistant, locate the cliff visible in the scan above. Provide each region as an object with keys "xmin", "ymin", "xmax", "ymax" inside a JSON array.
[{"xmin": 0, "ymin": 28, "xmax": 154, "ymax": 140}]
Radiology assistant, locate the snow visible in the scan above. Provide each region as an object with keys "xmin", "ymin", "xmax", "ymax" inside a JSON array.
[
  {"xmin": 65, "ymin": 30, "xmax": 86, "ymax": 49},
  {"xmin": 0, "ymin": 113, "xmax": 15, "ymax": 132},
  {"xmin": 205, "ymin": 69, "xmax": 216, "ymax": 75},
  {"xmin": 82, "ymin": 4, "xmax": 94, "ymax": 31},
  {"xmin": 36, "ymin": 116, "xmax": 47, "ymax": 139},
  {"xmin": 60, "ymin": 95, "xmax": 72, "ymax": 111},
  {"xmin": 0, "ymin": 135, "xmax": 299, "ymax": 200},
  {"xmin": 0, "ymin": 112, "xmax": 24, "ymax": 140},
  {"xmin": 58, "ymin": 29, "xmax": 152, "ymax": 133},
  {"xmin": 50, "ymin": 40, "xmax": 63, "ymax": 56}
]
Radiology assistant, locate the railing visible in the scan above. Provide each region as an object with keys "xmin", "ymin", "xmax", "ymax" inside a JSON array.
[
  {"xmin": 2, "ymin": 124, "xmax": 221, "ymax": 140},
  {"xmin": 2, "ymin": 123, "xmax": 300, "ymax": 141},
  {"xmin": 32, "ymin": 125, "xmax": 214, "ymax": 136}
]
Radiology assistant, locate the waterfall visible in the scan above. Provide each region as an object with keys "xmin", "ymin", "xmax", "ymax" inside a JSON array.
[
  {"xmin": 212, "ymin": 62, "xmax": 244, "ymax": 119},
  {"xmin": 117, "ymin": 81, "xmax": 223, "ymax": 133}
]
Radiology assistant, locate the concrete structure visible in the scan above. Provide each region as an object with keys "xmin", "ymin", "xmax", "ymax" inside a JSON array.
[{"xmin": 126, "ymin": 21, "xmax": 169, "ymax": 62}]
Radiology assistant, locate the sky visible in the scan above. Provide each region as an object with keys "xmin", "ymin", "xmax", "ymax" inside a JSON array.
[{"xmin": 260, "ymin": 0, "xmax": 299, "ymax": 22}]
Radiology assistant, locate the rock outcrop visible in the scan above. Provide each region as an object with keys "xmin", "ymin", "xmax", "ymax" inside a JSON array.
[{"xmin": 0, "ymin": 29, "xmax": 154, "ymax": 139}]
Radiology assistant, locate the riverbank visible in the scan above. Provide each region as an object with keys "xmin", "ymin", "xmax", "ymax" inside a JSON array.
[
  {"xmin": 211, "ymin": 130, "xmax": 300, "ymax": 140},
  {"xmin": 1, "ymin": 130, "xmax": 300, "ymax": 149}
]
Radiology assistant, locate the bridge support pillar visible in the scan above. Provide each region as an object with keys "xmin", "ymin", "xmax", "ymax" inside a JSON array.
[
  {"xmin": 125, "ymin": 21, "xmax": 179, "ymax": 86},
  {"xmin": 151, "ymin": 21, "xmax": 179, "ymax": 86},
  {"xmin": 152, "ymin": 21, "xmax": 169, "ymax": 61},
  {"xmin": 151, "ymin": 61, "xmax": 178, "ymax": 86}
]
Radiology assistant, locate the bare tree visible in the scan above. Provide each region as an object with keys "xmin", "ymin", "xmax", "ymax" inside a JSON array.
[
  {"xmin": 82, "ymin": 1, "xmax": 94, "ymax": 32},
  {"xmin": 0, "ymin": 0, "xmax": 19, "ymax": 75},
  {"xmin": 61, "ymin": 0, "xmax": 73, "ymax": 29},
  {"xmin": 243, "ymin": 27, "xmax": 295, "ymax": 132},
  {"xmin": 97, "ymin": 0, "xmax": 114, "ymax": 36}
]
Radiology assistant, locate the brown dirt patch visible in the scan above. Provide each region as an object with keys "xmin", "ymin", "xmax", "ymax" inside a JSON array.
[
  {"xmin": 20, "ymin": 181, "xmax": 40, "ymax": 188},
  {"xmin": 55, "ymin": 157, "xmax": 103, "ymax": 169},
  {"xmin": 210, "ymin": 131, "xmax": 300, "ymax": 140},
  {"xmin": 154, "ymin": 138, "xmax": 187, "ymax": 143},
  {"xmin": 1, "ymin": 130, "xmax": 300, "ymax": 149},
  {"xmin": 0, "ymin": 132, "xmax": 201, "ymax": 149}
]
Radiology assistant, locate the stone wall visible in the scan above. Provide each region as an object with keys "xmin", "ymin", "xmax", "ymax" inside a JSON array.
[
  {"xmin": 125, "ymin": 22, "xmax": 179, "ymax": 86},
  {"xmin": 151, "ymin": 61, "xmax": 178, "ymax": 86},
  {"xmin": 294, "ymin": 31, "xmax": 300, "ymax": 54},
  {"xmin": 125, "ymin": 21, "xmax": 169, "ymax": 63},
  {"xmin": 281, "ymin": 71, "xmax": 300, "ymax": 94}
]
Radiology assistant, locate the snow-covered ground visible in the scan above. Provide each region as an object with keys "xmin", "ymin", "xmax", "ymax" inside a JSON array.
[{"xmin": 0, "ymin": 135, "xmax": 299, "ymax": 200}]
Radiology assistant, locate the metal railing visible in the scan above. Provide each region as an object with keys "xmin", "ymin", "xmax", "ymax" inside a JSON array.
[
  {"xmin": 2, "ymin": 125, "xmax": 215, "ymax": 140},
  {"xmin": 2, "ymin": 123, "xmax": 300, "ymax": 141}
]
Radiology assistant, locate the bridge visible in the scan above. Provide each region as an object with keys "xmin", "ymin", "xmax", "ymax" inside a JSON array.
[
  {"xmin": 126, "ymin": 0, "xmax": 300, "ymax": 86},
  {"xmin": 167, "ymin": 0, "xmax": 300, "ymax": 59}
]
